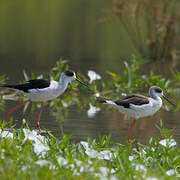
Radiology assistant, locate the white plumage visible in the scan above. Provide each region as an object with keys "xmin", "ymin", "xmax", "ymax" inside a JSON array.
[
  {"xmin": 98, "ymin": 86, "xmax": 175, "ymax": 142},
  {"xmin": 28, "ymin": 81, "xmax": 67, "ymax": 102},
  {"xmin": 2, "ymin": 70, "xmax": 90, "ymax": 131}
]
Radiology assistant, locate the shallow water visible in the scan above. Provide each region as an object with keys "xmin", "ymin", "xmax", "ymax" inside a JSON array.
[
  {"xmin": 0, "ymin": 58, "xmax": 179, "ymax": 145},
  {"xmin": 0, "ymin": 0, "xmax": 179, "ymax": 144}
]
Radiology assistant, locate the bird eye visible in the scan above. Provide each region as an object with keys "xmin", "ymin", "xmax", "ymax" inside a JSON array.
[
  {"xmin": 64, "ymin": 71, "xmax": 74, "ymax": 77},
  {"xmin": 155, "ymin": 88, "xmax": 162, "ymax": 93}
]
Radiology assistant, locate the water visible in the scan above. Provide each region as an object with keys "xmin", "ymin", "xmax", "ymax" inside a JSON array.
[
  {"xmin": 0, "ymin": 58, "xmax": 179, "ymax": 145},
  {"xmin": 0, "ymin": 0, "xmax": 179, "ymax": 144}
]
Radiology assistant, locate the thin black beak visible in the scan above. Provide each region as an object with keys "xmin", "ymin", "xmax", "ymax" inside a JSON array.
[
  {"xmin": 162, "ymin": 95, "xmax": 176, "ymax": 107},
  {"xmin": 75, "ymin": 78, "xmax": 92, "ymax": 90}
]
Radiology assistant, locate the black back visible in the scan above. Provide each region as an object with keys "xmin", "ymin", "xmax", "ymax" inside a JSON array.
[
  {"xmin": 114, "ymin": 94, "xmax": 149, "ymax": 108},
  {"xmin": 2, "ymin": 79, "xmax": 50, "ymax": 93}
]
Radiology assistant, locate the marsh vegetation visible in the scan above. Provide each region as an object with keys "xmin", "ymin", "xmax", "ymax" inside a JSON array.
[{"xmin": 0, "ymin": 0, "xmax": 179, "ymax": 179}]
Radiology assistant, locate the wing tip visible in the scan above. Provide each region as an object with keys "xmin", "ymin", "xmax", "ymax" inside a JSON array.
[{"xmin": 114, "ymin": 100, "xmax": 130, "ymax": 108}]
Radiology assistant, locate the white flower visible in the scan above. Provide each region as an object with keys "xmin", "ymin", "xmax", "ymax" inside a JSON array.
[
  {"xmin": 1, "ymin": 149, "xmax": 5, "ymax": 159},
  {"xmin": 69, "ymin": 163, "xmax": 75, "ymax": 170},
  {"xmin": 99, "ymin": 167, "xmax": 109, "ymax": 176},
  {"xmin": 80, "ymin": 141, "xmax": 89, "ymax": 149},
  {"xmin": 110, "ymin": 176, "xmax": 118, "ymax": 180},
  {"xmin": 159, "ymin": 139, "xmax": 177, "ymax": 148},
  {"xmin": 88, "ymin": 70, "xmax": 101, "ymax": 83},
  {"xmin": 135, "ymin": 164, "xmax": 147, "ymax": 172},
  {"xmin": 95, "ymin": 167, "xmax": 117, "ymax": 179},
  {"xmin": 0, "ymin": 129, "xmax": 13, "ymax": 138},
  {"xmin": 74, "ymin": 159, "xmax": 83, "ymax": 166},
  {"xmin": 35, "ymin": 160, "xmax": 51, "ymax": 166},
  {"xmin": 98, "ymin": 150, "xmax": 113, "ymax": 161},
  {"xmin": 62, "ymin": 101, "xmax": 68, "ymax": 107},
  {"xmin": 85, "ymin": 148, "xmax": 99, "ymax": 158},
  {"xmin": 80, "ymin": 141, "xmax": 114, "ymax": 160},
  {"xmin": 134, "ymin": 164, "xmax": 147, "ymax": 178},
  {"xmin": 166, "ymin": 169, "xmax": 175, "ymax": 176},
  {"xmin": 35, "ymin": 160, "xmax": 55, "ymax": 169},
  {"xmin": 57, "ymin": 156, "xmax": 68, "ymax": 166},
  {"xmin": 80, "ymin": 141, "xmax": 100, "ymax": 158},
  {"xmin": 146, "ymin": 177, "xmax": 159, "ymax": 180},
  {"xmin": 129, "ymin": 156, "xmax": 134, "ymax": 161},
  {"xmin": 23, "ymin": 128, "xmax": 49, "ymax": 155},
  {"xmin": 95, "ymin": 93, "xmax": 100, "ymax": 97}
]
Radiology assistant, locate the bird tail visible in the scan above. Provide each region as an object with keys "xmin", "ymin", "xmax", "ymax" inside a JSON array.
[
  {"xmin": 1, "ymin": 84, "xmax": 17, "ymax": 89},
  {"xmin": 96, "ymin": 97, "xmax": 115, "ymax": 105}
]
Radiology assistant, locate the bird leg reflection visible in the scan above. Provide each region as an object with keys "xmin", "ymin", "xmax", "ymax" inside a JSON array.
[{"xmin": 127, "ymin": 119, "xmax": 137, "ymax": 143}]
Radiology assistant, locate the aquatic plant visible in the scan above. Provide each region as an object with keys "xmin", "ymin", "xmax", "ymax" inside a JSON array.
[
  {"xmin": 89, "ymin": 56, "xmax": 175, "ymax": 99},
  {"xmin": 0, "ymin": 122, "xmax": 179, "ymax": 179},
  {"xmin": 0, "ymin": 56, "xmax": 179, "ymax": 179},
  {"xmin": 103, "ymin": 0, "xmax": 179, "ymax": 61},
  {"xmin": 5, "ymin": 56, "xmax": 178, "ymax": 123},
  {"xmin": 1, "ymin": 56, "xmax": 179, "ymax": 137}
]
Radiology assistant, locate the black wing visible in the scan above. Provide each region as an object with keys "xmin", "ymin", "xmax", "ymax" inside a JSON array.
[
  {"xmin": 2, "ymin": 79, "xmax": 50, "ymax": 93},
  {"xmin": 114, "ymin": 94, "xmax": 149, "ymax": 108},
  {"xmin": 121, "ymin": 94, "xmax": 147, "ymax": 100}
]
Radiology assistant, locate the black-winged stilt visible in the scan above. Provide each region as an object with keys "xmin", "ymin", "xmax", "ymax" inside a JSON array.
[
  {"xmin": 97, "ymin": 86, "xmax": 175, "ymax": 142},
  {"xmin": 2, "ymin": 70, "xmax": 90, "ymax": 131}
]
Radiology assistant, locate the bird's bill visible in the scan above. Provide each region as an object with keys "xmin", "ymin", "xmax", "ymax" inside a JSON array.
[
  {"xmin": 75, "ymin": 78, "xmax": 91, "ymax": 90},
  {"xmin": 162, "ymin": 95, "xmax": 176, "ymax": 107}
]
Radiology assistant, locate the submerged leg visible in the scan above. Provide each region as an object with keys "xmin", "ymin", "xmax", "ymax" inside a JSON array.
[
  {"xmin": 127, "ymin": 119, "xmax": 137, "ymax": 143},
  {"xmin": 5, "ymin": 99, "xmax": 30, "ymax": 122},
  {"xmin": 36, "ymin": 103, "xmax": 44, "ymax": 132}
]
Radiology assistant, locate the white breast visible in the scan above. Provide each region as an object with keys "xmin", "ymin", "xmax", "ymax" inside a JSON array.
[
  {"xmin": 109, "ymin": 97, "xmax": 162, "ymax": 120},
  {"xmin": 27, "ymin": 81, "xmax": 66, "ymax": 102},
  {"xmin": 129, "ymin": 97, "xmax": 162, "ymax": 119}
]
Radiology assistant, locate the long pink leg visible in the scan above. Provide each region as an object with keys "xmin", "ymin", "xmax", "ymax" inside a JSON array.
[
  {"xmin": 5, "ymin": 99, "xmax": 30, "ymax": 122},
  {"xmin": 36, "ymin": 103, "xmax": 44, "ymax": 132},
  {"xmin": 127, "ymin": 119, "xmax": 137, "ymax": 143}
]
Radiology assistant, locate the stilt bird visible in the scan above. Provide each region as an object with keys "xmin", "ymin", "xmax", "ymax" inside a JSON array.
[
  {"xmin": 2, "ymin": 70, "xmax": 89, "ymax": 131},
  {"xmin": 97, "ymin": 86, "xmax": 175, "ymax": 142}
]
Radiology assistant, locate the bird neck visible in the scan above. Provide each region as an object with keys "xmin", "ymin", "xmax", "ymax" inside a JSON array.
[
  {"xmin": 149, "ymin": 89, "xmax": 160, "ymax": 100},
  {"xmin": 151, "ymin": 93, "xmax": 161, "ymax": 101},
  {"xmin": 58, "ymin": 76, "xmax": 70, "ymax": 89},
  {"xmin": 153, "ymin": 96, "xmax": 162, "ymax": 108}
]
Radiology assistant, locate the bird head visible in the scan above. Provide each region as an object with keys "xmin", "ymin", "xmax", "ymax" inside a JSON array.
[
  {"xmin": 149, "ymin": 86, "xmax": 175, "ymax": 107},
  {"xmin": 62, "ymin": 70, "xmax": 91, "ymax": 89}
]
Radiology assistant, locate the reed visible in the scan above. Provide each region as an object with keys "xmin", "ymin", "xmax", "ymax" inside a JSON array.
[{"xmin": 105, "ymin": 0, "xmax": 179, "ymax": 61}]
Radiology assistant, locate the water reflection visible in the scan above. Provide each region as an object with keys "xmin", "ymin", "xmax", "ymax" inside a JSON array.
[
  {"xmin": 87, "ymin": 104, "xmax": 100, "ymax": 118},
  {"xmin": 0, "ymin": 0, "xmax": 179, "ymax": 145},
  {"xmin": 0, "ymin": 65, "xmax": 180, "ymax": 145},
  {"xmin": 1, "ymin": 91, "xmax": 179, "ymax": 145},
  {"xmin": 1, "ymin": 72, "xmax": 180, "ymax": 146}
]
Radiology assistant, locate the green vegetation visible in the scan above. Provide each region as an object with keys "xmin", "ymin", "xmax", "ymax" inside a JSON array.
[
  {"xmin": 78, "ymin": 55, "xmax": 178, "ymax": 100},
  {"xmin": 104, "ymin": 0, "xmax": 179, "ymax": 61},
  {"xmin": 0, "ymin": 56, "xmax": 179, "ymax": 133},
  {"xmin": 0, "ymin": 122, "xmax": 179, "ymax": 179},
  {"xmin": 0, "ymin": 57, "xmax": 179, "ymax": 179},
  {"xmin": 0, "ymin": 56, "xmax": 179, "ymax": 121},
  {"xmin": 16, "ymin": 56, "xmax": 179, "ymax": 127}
]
